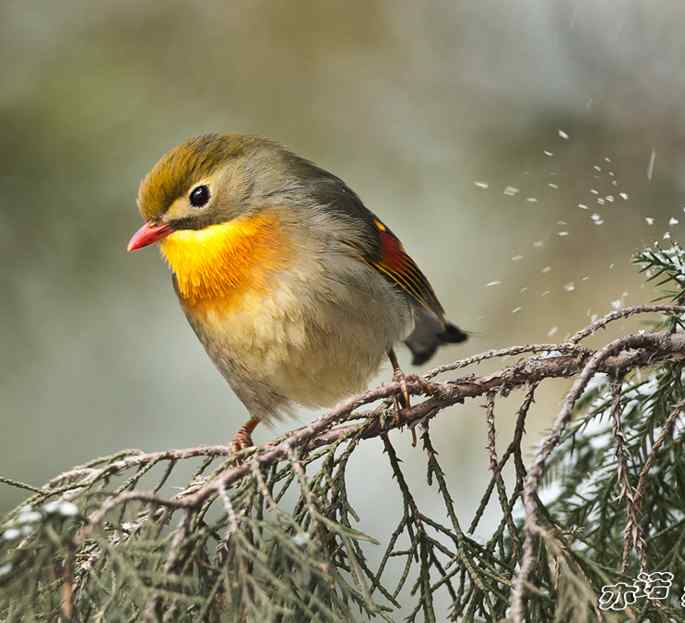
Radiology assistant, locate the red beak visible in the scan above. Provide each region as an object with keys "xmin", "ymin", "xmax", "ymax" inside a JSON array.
[{"xmin": 127, "ymin": 221, "xmax": 174, "ymax": 252}]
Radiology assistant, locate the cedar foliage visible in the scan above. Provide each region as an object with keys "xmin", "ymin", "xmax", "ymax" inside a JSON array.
[{"xmin": 1, "ymin": 244, "xmax": 685, "ymax": 622}]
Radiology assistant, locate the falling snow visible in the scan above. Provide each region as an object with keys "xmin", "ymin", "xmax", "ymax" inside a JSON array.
[
  {"xmin": 503, "ymin": 186, "xmax": 520, "ymax": 196},
  {"xmin": 558, "ymin": 231, "xmax": 569, "ymax": 236},
  {"xmin": 645, "ymin": 217, "xmax": 655, "ymax": 225},
  {"xmin": 486, "ymin": 281, "xmax": 501, "ymax": 287},
  {"xmin": 669, "ymin": 217, "xmax": 679, "ymax": 226},
  {"xmin": 619, "ymin": 192, "xmax": 629, "ymax": 200},
  {"xmin": 564, "ymin": 282, "xmax": 576, "ymax": 292},
  {"xmin": 526, "ymin": 197, "xmax": 538, "ymax": 203},
  {"xmin": 474, "ymin": 181, "xmax": 489, "ymax": 189},
  {"xmin": 512, "ymin": 306, "xmax": 522, "ymax": 314},
  {"xmin": 511, "ymin": 255, "xmax": 523, "ymax": 261},
  {"xmin": 558, "ymin": 129, "xmax": 569, "ymax": 140},
  {"xmin": 544, "ymin": 150, "xmax": 554, "ymax": 156},
  {"xmin": 533, "ymin": 240, "xmax": 544, "ymax": 248},
  {"xmin": 578, "ymin": 203, "xmax": 589, "ymax": 210},
  {"xmin": 548, "ymin": 183, "xmax": 559, "ymax": 189},
  {"xmin": 647, "ymin": 149, "xmax": 656, "ymax": 181},
  {"xmin": 542, "ymin": 266, "xmax": 552, "ymax": 273},
  {"xmin": 547, "ymin": 326, "xmax": 559, "ymax": 337}
]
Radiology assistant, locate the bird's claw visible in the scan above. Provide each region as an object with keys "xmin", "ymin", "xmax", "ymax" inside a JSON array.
[
  {"xmin": 230, "ymin": 419, "xmax": 259, "ymax": 455},
  {"xmin": 392, "ymin": 369, "xmax": 418, "ymax": 447},
  {"xmin": 393, "ymin": 372, "xmax": 411, "ymax": 411},
  {"xmin": 230, "ymin": 431, "xmax": 254, "ymax": 455}
]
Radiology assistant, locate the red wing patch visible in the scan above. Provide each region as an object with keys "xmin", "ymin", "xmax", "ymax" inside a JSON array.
[{"xmin": 369, "ymin": 219, "xmax": 445, "ymax": 317}]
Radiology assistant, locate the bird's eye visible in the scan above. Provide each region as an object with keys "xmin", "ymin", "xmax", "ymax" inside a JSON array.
[{"xmin": 189, "ymin": 185, "xmax": 210, "ymax": 208}]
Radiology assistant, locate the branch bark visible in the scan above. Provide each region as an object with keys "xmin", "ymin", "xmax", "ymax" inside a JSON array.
[
  {"xmin": 74, "ymin": 323, "xmax": 685, "ymax": 540},
  {"xmin": 4, "ymin": 303, "xmax": 685, "ymax": 621}
]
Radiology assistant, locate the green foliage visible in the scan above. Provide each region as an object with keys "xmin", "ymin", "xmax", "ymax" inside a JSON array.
[{"xmin": 1, "ymin": 244, "xmax": 685, "ymax": 622}]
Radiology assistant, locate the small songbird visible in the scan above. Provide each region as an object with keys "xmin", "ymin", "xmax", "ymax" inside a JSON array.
[{"xmin": 128, "ymin": 134, "xmax": 466, "ymax": 449}]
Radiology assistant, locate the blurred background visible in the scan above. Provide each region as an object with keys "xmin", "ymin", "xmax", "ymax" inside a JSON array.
[{"xmin": 2, "ymin": 0, "xmax": 685, "ymax": 613}]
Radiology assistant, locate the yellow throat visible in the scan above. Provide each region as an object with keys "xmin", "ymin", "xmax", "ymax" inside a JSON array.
[{"xmin": 160, "ymin": 213, "xmax": 288, "ymax": 309}]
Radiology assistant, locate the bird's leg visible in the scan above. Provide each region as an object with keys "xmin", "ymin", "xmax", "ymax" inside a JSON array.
[
  {"xmin": 388, "ymin": 349, "xmax": 417, "ymax": 446},
  {"xmin": 231, "ymin": 417, "xmax": 260, "ymax": 454},
  {"xmin": 388, "ymin": 349, "xmax": 411, "ymax": 409}
]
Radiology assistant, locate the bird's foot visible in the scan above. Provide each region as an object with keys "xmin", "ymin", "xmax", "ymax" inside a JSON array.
[
  {"xmin": 230, "ymin": 429, "xmax": 254, "ymax": 454},
  {"xmin": 386, "ymin": 350, "xmax": 439, "ymax": 447},
  {"xmin": 392, "ymin": 367, "xmax": 416, "ymax": 448},
  {"xmin": 392, "ymin": 367, "xmax": 411, "ymax": 412},
  {"xmin": 230, "ymin": 418, "xmax": 259, "ymax": 456}
]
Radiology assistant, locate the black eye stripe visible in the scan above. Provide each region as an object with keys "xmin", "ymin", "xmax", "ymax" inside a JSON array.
[{"xmin": 189, "ymin": 185, "xmax": 210, "ymax": 208}]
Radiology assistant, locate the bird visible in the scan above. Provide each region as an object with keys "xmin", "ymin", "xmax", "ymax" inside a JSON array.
[{"xmin": 127, "ymin": 134, "xmax": 467, "ymax": 450}]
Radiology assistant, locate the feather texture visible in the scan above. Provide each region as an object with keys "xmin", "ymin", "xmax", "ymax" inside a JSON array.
[{"xmin": 367, "ymin": 219, "xmax": 444, "ymax": 318}]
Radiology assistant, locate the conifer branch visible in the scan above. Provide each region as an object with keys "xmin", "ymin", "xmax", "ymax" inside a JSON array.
[{"xmin": 2, "ymin": 250, "xmax": 685, "ymax": 621}]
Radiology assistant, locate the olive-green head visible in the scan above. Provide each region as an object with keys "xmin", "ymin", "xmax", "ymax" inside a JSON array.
[{"xmin": 136, "ymin": 133, "xmax": 265, "ymax": 231}]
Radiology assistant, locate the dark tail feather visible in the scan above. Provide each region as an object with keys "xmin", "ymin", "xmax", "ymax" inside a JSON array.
[
  {"xmin": 440, "ymin": 322, "xmax": 468, "ymax": 344},
  {"xmin": 404, "ymin": 310, "xmax": 468, "ymax": 366}
]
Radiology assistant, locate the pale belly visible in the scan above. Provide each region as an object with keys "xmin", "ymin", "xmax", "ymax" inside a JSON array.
[{"xmin": 181, "ymin": 283, "xmax": 412, "ymax": 415}]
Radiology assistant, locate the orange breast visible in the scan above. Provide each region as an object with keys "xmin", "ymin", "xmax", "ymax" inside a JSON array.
[{"xmin": 160, "ymin": 212, "xmax": 291, "ymax": 313}]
